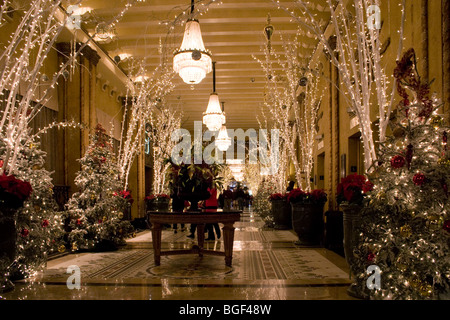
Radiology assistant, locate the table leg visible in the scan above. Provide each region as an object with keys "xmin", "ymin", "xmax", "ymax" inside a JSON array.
[
  {"xmin": 196, "ymin": 223, "xmax": 205, "ymax": 257},
  {"xmin": 223, "ymin": 223, "xmax": 235, "ymax": 267},
  {"xmin": 151, "ymin": 222, "xmax": 162, "ymax": 266}
]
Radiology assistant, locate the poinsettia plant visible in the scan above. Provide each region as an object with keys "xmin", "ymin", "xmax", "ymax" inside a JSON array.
[
  {"xmin": 0, "ymin": 173, "xmax": 33, "ymax": 210},
  {"xmin": 287, "ymin": 188, "xmax": 328, "ymax": 206},
  {"xmin": 269, "ymin": 193, "xmax": 287, "ymax": 201},
  {"xmin": 337, "ymin": 174, "xmax": 374, "ymax": 205},
  {"xmin": 114, "ymin": 190, "xmax": 134, "ymax": 204}
]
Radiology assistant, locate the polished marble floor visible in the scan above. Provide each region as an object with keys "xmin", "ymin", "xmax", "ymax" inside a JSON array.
[{"xmin": 1, "ymin": 208, "xmax": 357, "ymax": 300}]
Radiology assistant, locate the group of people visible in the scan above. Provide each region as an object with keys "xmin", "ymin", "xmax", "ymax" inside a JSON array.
[
  {"xmin": 218, "ymin": 185, "xmax": 252, "ymax": 211},
  {"xmin": 182, "ymin": 184, "xmax": 252, "ymax": 241}
]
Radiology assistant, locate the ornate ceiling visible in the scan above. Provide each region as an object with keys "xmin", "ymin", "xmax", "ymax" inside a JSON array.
[{"xmin": 75, "ymin": 0, "xmax": 331, "ymax": 132}]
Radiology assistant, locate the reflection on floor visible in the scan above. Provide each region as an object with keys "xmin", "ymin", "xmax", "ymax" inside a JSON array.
[{"xmin": 1, "ymin": 209, "xmax": 357, "ymax": 300}]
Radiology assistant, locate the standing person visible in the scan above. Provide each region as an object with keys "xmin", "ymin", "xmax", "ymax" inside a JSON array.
[
  {"xmin": 287, "ymin": 181, "xmax": 295, "ymax": 193},
  {"xmin": 232, "ymin": 187, "xmax": 237, "ymax": 209},
  {"xmin": 223, "ymin": 185, "xmax": 233, "ymax": 211},
  {"xmin": 218, "ymin": 188, "xmax": 224, "ymax": 209},
  {"xmin": 244, "ymin": 188, "xmax": 250, "ymax": 208},
  {"xmin": 236, "ymin": 185, "xmax": 245, "ymax": 211},
  {"xmin": 205, "ymin": 187, "xmax": 221, "ymax": 241}
]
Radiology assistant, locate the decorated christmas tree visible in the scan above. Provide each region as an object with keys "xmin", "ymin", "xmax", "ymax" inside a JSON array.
[
  {"xmin": 253, "ymin": 178, "xmax": 277, "ymax": 227},
  {"xmin": 351, "ymin": 49, "xmax": 450, "ymax": 300},
  {"xmin": 10, "ymin": 136, "xmax": 65, "ymax": 280},
  {"xmin": 66, "ymin": 124, "xmax": 133, "ymax": 252}
]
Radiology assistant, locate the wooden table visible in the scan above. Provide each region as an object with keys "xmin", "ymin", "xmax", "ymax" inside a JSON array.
[{"xmin": 147, "ymin": 209, "xmax": 241, "ymax": 267}]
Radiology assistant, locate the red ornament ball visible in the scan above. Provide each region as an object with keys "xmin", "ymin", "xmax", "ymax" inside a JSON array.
[
  {"xmin": 76, "ymin": 219, "xmax": 82, "ymax": 225},
  {"xmin": 391, "ymin": 155, "xmax": 406, "ymax": 169},
  {"xmin": 413, "ymin": 173, "xmax": 426, "ymax": 186},
  {"xmin": 41, "ymin": 219, "xmax": 49, "ymax": 227},
  {"xmin": 444, "ymin": 220, "xmax": 450, "ymax": 233},
  {"xmin": 367, "ymin": 253, "xmax": 376, "ymax": 262},
  {"xmin": 21, "ymin": 228, "xmax": 29, "ymax": 237}
]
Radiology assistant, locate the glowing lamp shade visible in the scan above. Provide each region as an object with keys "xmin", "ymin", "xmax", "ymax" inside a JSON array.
[
  {"xmin": 203, "ymin": 93, "xmax": 226, "ymax": 131},
  {"xmin": 215, "ymin": 125, "xmax": 232, "ymax": 151},
  {"xmin": 173, "ymin": 19, "xmax": 212, "ymax": 85}
]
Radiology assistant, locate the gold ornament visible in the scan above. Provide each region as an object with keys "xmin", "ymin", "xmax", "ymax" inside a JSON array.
[
  {"xmin": 33, "ymin": 205, "xmax": 41, "ymax": 212},
  {"xmin": 102, "ymin": 216, "xmax": 107, "ymax": 221},
  {"xmin": 132, "ymin": 232, "xmax": 136, "ymax": 238},
  {"xmin": 91, "ymin": 194, "xmax": 96, "ymax": 200},
  {"xmin": 438, "ymin": 158, "xmax": 450, "ymax": 166},
  {"xmin": 400, "ymin": 225, "xmax": 412, "ymax": 238},
  {"xmin": 118, "ymin": 228, "xmax": 123, "ymax": 234},
  {"xmin": 396, "ymin": 262, "xmax": 408, "ymax": 273},
  {"xmin": 430, "ymin": 115, "xmax": 443, "ymax": 128},
  {"xmin": 58, "ymin": 245, "xmax": 66, "ymax": 253},
  {"xmin": 419, "ymin": 284, "xmax": 433, "ymax": 298},
  {"xmin": 32, "ymin": 164, "xmax": 41, "ymax": 170},
  {"xmin": 376, "ymin": 191, "xmax": 387, "ymax": 201},
  {"xmin": 118, "ymin": 212, "xmax": 123, "ymax": 219},
  {"xmin": 71, "ymin": 242, "xmax": 78, "ymax": 251},
  {"xmin": 410, "ymin": 277, "xmax": 422, "ymax": 290}
]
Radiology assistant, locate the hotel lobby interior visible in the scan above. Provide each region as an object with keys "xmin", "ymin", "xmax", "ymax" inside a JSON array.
[{"xmin": 0, "ymin": 0, "xmax": 449, "ymax": 305}]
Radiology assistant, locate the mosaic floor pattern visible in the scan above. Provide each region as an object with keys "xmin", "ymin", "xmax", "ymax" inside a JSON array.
[
  {"xmin": 3, "ymin": 209, "xmax": 355, "ymax": 300},
  {"xmin": 38, "ymin": 211, "xmax": 350, "ymax": 285}
]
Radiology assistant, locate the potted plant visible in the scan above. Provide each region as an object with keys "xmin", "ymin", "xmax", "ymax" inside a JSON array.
[
  {"xmin": 165, "ymin": 159, "xmax": 223, "ymax": 211},
  {"xmin": 337, "ymin": 173, "xmax": 373, "ymax": 298},
  {"xmin": 337, "ymin": 174, "xmax": 374, "ymax": 264},
  {"xmin": 0, "ymin": 173, "xmax": 33, "ymax": 293},
  {"xmin": 269, "ymin": 193, "xmax": 291, "ymax": 230},
  {"xmin": 287, "ymin": 189, "xmax": 328, "ymax": 246}
]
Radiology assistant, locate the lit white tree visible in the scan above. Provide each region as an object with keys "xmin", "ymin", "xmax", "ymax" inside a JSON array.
[
  {"xmin": 117, "ymin": 60, "xmax": 175, "ymax": 189},
  {"xmin": 255, "ymin": 32, "xmax": 322, "ymax": 191},
  {"xmin": 296, "ymin": 69, "xmax": 323, "ymax": 191},
  {"xmin": 148, "ymin": 102, "xmax": 183, "ymax": 195},
  {"xmin": 273, "ymin": 0, "xmax": 407, "ymax": 172}
]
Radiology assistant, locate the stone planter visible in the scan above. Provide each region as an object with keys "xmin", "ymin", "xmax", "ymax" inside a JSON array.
[
  {"xmin": 340, "ymin": 203, "xmax": 366, "ymax": 299},
  {"xmin": 271, "ymin": 199, "xmax": 292, "ymax": 230},
  {"xmin": 290, "ymin": 202, "xmax": 324, "ymax": 246},
  {"xmin": 340, "ymin": 203, "xmax": 363, "ymax": 268}
]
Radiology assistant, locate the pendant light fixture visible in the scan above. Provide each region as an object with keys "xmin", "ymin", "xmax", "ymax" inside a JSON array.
[
  {"xmin": 173, "ymin": 0, "xmax": 212, "ymax": 85},
  {"xmin": 203, "ymin": 61, "xmax": 225, "ymax": 131},
  {"xmin": 215, "ymin": 102, "xmax": 232, "ymax": 151}
]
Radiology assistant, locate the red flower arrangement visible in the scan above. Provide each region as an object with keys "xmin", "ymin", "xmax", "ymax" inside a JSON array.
[
  {"xmin": 391, "ymin": 155, "xmax": 406, "ymax": 169},
  {"xmin": 337, "ymin": 174, "xmax": 373, "ymax": 205},
  {"xmin": 269, "ymin": 193, "xmax": 287, "ymax": 201},
  {"xmin": 114, "ymin": 190, "xmax": 134, "ymax": 205},
  {"xmin": 0, "ymin": 173, "xmax": 33, "ymax": 210},
  {"xmin": 287, "ymin": 188, "xmax": 327, "ymax": 206},
  {"xmin": 413, "ymin": 173, "xmax": 426, "ymax": 186}
]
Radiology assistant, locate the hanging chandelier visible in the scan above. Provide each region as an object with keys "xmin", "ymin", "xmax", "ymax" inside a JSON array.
[
  {"xmin": 203, "ymin": 62, "xmax": 225, "ymax": 131},
  {"xmin": 216, "ymin": 125, "xmax": 232, "ymax": 151},
  {"xmin": 173, "ymin": 0, "xmax": 212, "ymax": 85},
  {"xmin": 215, "ymin": 101, "xmax": 231, "ymax": 151}
]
